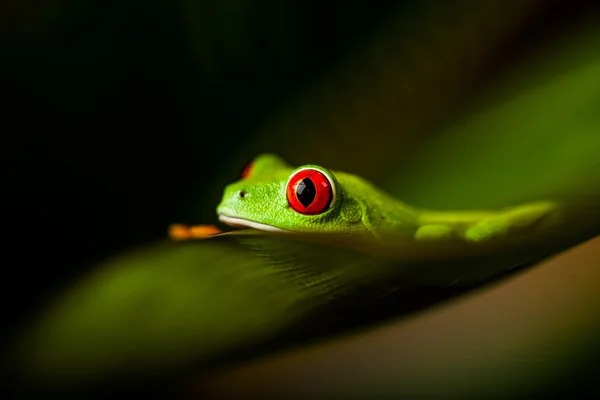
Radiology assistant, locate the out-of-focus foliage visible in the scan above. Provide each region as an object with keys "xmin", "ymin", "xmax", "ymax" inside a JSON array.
[
  {"xmin": 392, "ymin": 21, "xmax": 600, "ymax": 209},
  {"xmin": 198, "ymin": 236, "xmax": 600, "ymax": 398},
  {"xmin": 12, "ymin": 239, "xmax": 324, "ymax": 387}
]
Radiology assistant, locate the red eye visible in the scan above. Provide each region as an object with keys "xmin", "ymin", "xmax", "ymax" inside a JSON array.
[
  {"xmin": 241, "ymin": 161, "xmax": 254, "ymax": 179},
  {"xmin": 286, "ymin": 168, "xmax": 335, "ymax": 215}
]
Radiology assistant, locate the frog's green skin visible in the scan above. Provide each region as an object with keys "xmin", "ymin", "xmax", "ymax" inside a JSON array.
[{"xmin": 217, "ymin": 154, "xmax": 559, "ymax": 261}]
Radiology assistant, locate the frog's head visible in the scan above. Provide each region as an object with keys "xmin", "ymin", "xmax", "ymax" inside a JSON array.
[{"xmin": 216, "ymin": 154, "xmax": 364, "ymax": 235}]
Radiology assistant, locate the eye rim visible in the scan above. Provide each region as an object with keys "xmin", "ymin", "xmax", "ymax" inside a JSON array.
[
  {"xmin": 240, "ymin": 160, "xmax": 255, "ymax": 179},
  {"xmin": 285, "ymin": 167, "xmax": 337, "ymax": 215}
]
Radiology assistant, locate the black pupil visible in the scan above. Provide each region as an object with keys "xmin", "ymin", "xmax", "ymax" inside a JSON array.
[{"xmin": 296, "ymin": 178, "xmax": 316, "ymax": 207}]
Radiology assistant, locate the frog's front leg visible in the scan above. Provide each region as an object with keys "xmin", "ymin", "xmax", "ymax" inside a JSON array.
[{"xmin": 415, "ymin": 224, "xmax": 455, "ymax": 241}]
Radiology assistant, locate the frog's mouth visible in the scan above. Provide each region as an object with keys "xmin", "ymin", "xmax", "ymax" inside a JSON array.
[{"xmin": 218, "ymin": 214, "xmax": 289, "ymax": 233}]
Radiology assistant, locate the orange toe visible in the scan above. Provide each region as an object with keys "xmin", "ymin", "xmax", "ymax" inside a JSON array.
[
  {"xmin": 188, "ymin": 225, "xmax": 222, "ymax": 237},
  {"xmin": 168, "ymin": 224, "xmax": 222, "ymax": 240},
  {"xmin": 168, "ymin": 224, "xmax": 193, "ymax": 240}
]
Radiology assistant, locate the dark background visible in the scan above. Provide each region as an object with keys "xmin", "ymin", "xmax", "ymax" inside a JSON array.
[{"xmin": 1, "ymin": 0, "xmax": 598, "ymax": 397}]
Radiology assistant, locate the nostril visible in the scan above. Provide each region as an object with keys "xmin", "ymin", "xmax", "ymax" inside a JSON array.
[{"xmin": 239, "ymin": 191, "xmax": 245, "ymax": 198}]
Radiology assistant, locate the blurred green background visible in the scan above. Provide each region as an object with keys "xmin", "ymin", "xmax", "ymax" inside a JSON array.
[{"xmin": 2, "ymin": 0, "xmax": 600, "ymax": 398}]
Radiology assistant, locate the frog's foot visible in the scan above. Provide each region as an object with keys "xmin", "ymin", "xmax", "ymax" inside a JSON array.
[
  {"xmin": 464, "ymin": 202, "xmax": 557, "ymax": 243},
  {"xmin": 168, "ymin": 224, "xmax": 222, "ymax": 240}
]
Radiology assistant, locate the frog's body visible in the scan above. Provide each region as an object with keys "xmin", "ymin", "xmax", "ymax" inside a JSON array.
[{"xmin": 205, "ymin": 154, "xmax": 559, "ymax": 261}]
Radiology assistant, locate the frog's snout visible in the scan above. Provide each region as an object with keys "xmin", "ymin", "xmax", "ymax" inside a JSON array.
[{"xmin": 217, "ymin": 184, "xmax": 248, "ymax": 213}]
